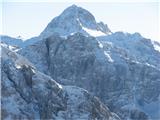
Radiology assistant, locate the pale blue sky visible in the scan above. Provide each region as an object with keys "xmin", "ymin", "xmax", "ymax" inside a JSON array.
[{"xmin": 1, "ymin": 1, "xmax": 159, "ymax": 41}]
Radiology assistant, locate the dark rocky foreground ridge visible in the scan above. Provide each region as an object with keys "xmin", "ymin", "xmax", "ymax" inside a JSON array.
[{"xmin": 1, "ymin": 46, "xmax": 120, "ymax": 120}]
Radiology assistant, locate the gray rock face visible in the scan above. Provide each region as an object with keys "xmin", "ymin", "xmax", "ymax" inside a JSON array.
[
  {"xmin": 1, "ymin": 46, "xmax": 120, "ymax": 120},
  {"xmin": 19, "ymin": 33, "xmax": 160, "ymax": 120}
]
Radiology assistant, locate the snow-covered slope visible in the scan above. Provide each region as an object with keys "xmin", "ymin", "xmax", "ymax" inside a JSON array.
[
  {"xmin": 97, "ymin": 32, "xmax": 160, "ymax": 69},
  {"xmin": 40, "ymin": 4, "xmax": 111, "ymax": 38},
  {"xmin": 19, "ymin": 33, "xmax": 160, "ymax": 120},
  {"xmin": 1, "ymin": 45, "xmax": 120, "ymax": 120}
]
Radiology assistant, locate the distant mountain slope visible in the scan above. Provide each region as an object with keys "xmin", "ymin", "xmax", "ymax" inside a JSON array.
[
  {"xmin": 0, "ymin": 35, "xmax": 41, "ymax": 49},
  {"xmin": 1, "ymin": 35, "xmax": 24, "ymax": 46}
]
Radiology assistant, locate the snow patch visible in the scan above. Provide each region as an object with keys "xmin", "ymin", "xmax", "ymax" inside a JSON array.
[
  {"xmin": 152, "ymin": 41, "xmax": 160, "ymax": 52},
  {"xmin": 77, "ymin": 17, "xmax": 106, "ymax": 37},
  {"xmin": 82, "ymin": 27, "xmax": 106, "ymax": 37},
  {"xmin": 98, "ymin": 40, "xmax": 103, "ymax": 48},
  {"xmin": 104, "ymin": 51, "xmax": 114, "ymax": 63},
  {"xmin": 57, "ymin": 83, "xmax": 63, "ymax": 89}
]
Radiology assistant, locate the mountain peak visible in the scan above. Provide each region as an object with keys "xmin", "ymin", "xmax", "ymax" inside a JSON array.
[
  {"xmin": 40, "ymin": 5, "xmax": 111, "ymax": 38},
  {"xmin": 66, "ymin": 4, "xmax": 79, "ymax": 9},
  {"xmin": 61, "ymin": 4, "xmax": 94, "ymax": 18}
]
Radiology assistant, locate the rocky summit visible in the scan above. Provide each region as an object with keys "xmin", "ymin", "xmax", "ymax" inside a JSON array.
[{"xmin": 40, "ymin": 5, "xmax": 111, "ymax": 38}]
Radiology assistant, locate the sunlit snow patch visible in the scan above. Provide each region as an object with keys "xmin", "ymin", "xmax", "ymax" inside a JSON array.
[
  {"xmin": 151, "ymin": 41, "xmax": 160, "ymax": 52},
  {"xmin": 82, "ymin": 27, "xmax": 106, "ymax": 37},
  {"xmin": 153, "ymin": 43, "xmax": 160, "ymax": 52},
  {"xmin": 57, "ymin": 83, "xmax": 63, "ymax": 89},
  {"xmin": 104, "ymin": 51, "xmax": 114, "ymax": 63},
  {"xmin": 97, "ymin": 40, "xmax": 103, "ymax": 48},
  {"xmin": 77, "ymin": 18, "xmax": 107, "ymax": 37}
]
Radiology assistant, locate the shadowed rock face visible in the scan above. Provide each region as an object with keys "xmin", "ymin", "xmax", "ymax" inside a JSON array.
[
  {"xmin": 1, "ymin": 46, "xmax": 120, "ymax": 120},
  {"xmin": 19, "ymin": 33, "xmax": 160, "ymax": 120}
]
